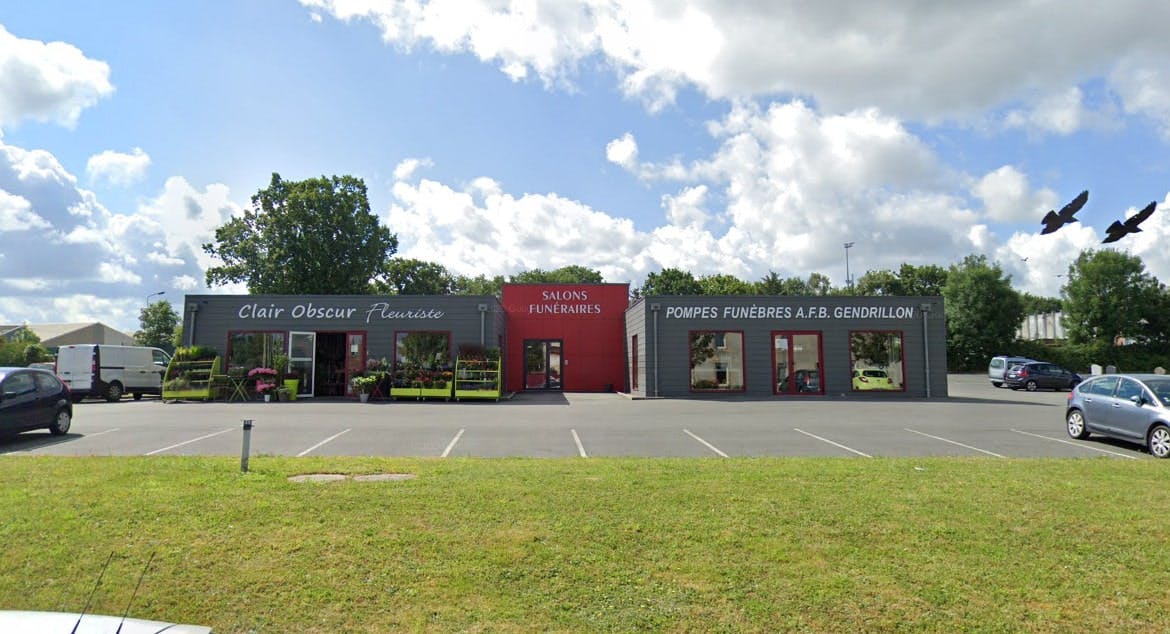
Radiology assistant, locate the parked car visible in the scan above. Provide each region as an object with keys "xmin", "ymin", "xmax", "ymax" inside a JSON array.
[
  {"xmin": 852, "ymin": 368, "xmax": 894, "ymax": 390},
  {"xmin": 0, "ymin": 367, "xmax": 72, "ymax": 436},
  {"xmin": 779, "ymin": 369, "xmax": 821, "ymax": 393},
  {"xmin": 1065, "ymin": 373, "xmax": 1170, "ymax": 458},
  {"xmin": 988, "ymin": 355, "xmax": 1034, "ymax": 388},
  {"xmin": 1003, "ymin": 361, "xmax": 1081, "ymax": 391}
]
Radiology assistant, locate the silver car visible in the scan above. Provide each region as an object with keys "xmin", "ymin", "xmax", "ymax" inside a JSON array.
[{"xmin": 1065, "ymin": 373, "xmax": 1170, "ymax": 458}]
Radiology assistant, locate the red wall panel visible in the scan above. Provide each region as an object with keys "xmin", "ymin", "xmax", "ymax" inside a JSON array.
[{"xmin": 501, "ymin": 284, "xmax": 629, "ymax": 392}]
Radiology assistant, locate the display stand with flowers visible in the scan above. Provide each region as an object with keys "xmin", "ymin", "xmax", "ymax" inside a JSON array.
[
  {"xmin": 454, "ymin": 346, "xmax": 502, "ymax": 401},
  {"xmin": 249, "ymin": 367, "xmax": 278, "ymax": 402},
  {"xmin": 162, "ymin": 346, "xmax": 220, "ymax": 401}
]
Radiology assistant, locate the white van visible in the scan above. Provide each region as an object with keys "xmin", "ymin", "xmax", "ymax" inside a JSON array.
[{"xmin": 55, "ymin": 344, "xmax": 172, "ymax": 402}]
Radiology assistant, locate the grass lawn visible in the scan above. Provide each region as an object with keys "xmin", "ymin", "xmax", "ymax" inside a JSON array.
[{"xmin": 2, "ymin": 456, "xmax": 1168, "ymax": 632}]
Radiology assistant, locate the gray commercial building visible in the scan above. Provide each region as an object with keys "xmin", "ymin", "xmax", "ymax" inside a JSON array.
[{"xmin": 625, "ymin": 295, "xmax": 947, "ymax": 398}]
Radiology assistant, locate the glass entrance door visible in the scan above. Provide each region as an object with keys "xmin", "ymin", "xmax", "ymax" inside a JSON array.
[
  {"xmin": 524, "ymin": 339, "xmax": 563, "ymax": 390},
  {"xmin": 289, "ymin": 331, "xmax": 316, "ymax": 398}
]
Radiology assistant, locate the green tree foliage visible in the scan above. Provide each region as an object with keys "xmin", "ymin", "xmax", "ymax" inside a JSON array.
[
  {"xmin": 0, "ymin": 328, "xmax": 46, "ymax": 366},
  {"xmin": 638, "ymin": 268, "xmax": 702, "ymax": 296},
  {"xmin": 203, "ymin": 173, "xmax": 398, "ymax": 293},
  {"xmin": 452, "ymin": 274, "xmax": 505, "ymax": 296},
  {"xmin": 136, "ymin": 299, "xmax": 180, "ymax": 353},
  {"xmin": 854, "ymin": 264, "xmax": 948, "ymax": 296},
  {"xmin": 698, "ymin": 273, "xmax": 754, "ymax": 295},
  {"xmin": 942, "ymin": 255, "xmax": 1024, "ymax": 371},
  {"xmin": 1019, "ymin": 292, "xmax": 1062, "ymax": 315},
  {"xmin": 755, "ymin": 272, "xmax": 836, "ymax": 295},
  {"xmin": 1062, "ymin": 249, "xmax": 1168, "ymax": 345},
  {"xmin": 375, "ymin": 259, "xmax": 454, "ymax": 295},
  {"xmin": 510, "ymin": 266, "xmax": 604, "ymax": 284}
]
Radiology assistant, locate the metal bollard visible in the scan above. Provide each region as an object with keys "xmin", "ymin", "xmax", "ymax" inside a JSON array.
[{"xmin": 241, "ymin": 419, "xmax": 253, "ymax": 472}]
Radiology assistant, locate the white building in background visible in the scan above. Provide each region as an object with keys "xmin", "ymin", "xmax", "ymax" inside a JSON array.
[{"xmin": 1017, "ymin": 312, "xmax": 1066, "ymax": 341}]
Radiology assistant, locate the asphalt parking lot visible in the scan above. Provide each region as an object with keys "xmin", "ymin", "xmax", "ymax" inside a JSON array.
[{"xmin": 0, "ymin": 374, "xmax": 1154, "ymax": 459}]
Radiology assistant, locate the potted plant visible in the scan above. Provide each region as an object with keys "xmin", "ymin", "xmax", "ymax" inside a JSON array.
[{"xmin": 352, "ymin": 375, "xmax": 379, "ymax": 402}]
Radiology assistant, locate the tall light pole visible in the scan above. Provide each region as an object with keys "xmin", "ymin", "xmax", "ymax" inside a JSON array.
[
  {"xmin": 146, "ymin": 290, "xmax": 166, "ymax": 306},
  {"xmin": 843, "ymin": 242, "xmax": 855, "ymax": 293}
]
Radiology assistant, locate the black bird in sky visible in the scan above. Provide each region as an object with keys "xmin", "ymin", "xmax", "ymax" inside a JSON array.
[
  {"xmin": 1040, "ymin": 190, "xmax": 1089, "ymax": 234},
  {"xmin": 1102, "ymin": 201, "xmax": 1157, "ymax": 243}
]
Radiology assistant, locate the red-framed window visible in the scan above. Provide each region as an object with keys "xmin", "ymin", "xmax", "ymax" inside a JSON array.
[
  {"xmin": 772, "ymin": 331, "xmax": 823, "ymax": 395},
  {"xmin": 688, "ymin": 330, "xmax": 746, "ymax": 393}
]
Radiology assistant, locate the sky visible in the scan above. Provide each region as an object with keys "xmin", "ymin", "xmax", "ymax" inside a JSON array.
[{"xmin": 2, "ymin": 0, "xmax": 1170, "ymax": 334}]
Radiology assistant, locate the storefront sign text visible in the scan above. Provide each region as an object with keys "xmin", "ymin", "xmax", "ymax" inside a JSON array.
[
  {"xmin": 236, "ymin": 302, "xmax": 444, "ymax": 322},
  {"xmin": 663, "ymin": 305, "xmax": 917, "ymax": 320},
  {"xmin": 528, "ymin": 289, "xmax": 603, "ymax": 315}
]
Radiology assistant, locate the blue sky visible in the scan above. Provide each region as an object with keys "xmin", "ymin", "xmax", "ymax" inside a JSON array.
[{"xmin": 2, "ymin": 0, "xmax": 1170, "ymax": 334}]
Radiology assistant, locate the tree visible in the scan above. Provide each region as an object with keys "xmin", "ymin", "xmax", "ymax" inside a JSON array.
[
  {"xmin": 637, "ymin": 268, "xmax": 702, "ymax": 296},
  {"xmin": 375, "ymin": 259, "xmax": 454, "ymax": 295},
  {"xmin": 203, "ymin": 173, "xmax": 398, "ymax": 293},
  {"xmin": 756, "ymin": 271, "xmax": 833, "ymax": 295},
  {"xmin": 698, "ymin": 273, "xmax": 754, "ymax": 295},
  {"xmin": 942, "ymin": 254, "xmax": 1024, "ymax": 371},
  {"xmin": 1062, "ymin": 249, "xmax": 1166, "ymax": 345},
  {"xmin": 854, "ymin": 264, "xmax": 947, "ymax": 296},
  {"xmin": 0, "ymin": 328, "xmax": 44, "ymax": 366},
  {"xmin": 453, "ymin": 274, "xmax": 505, "ymax": 296},
  {"xmin": 136, "ymin": 299, "xmax": 180, "ymax": 352},
  {"xmin": 510, "ymin": 266, "xmax": 604, "ymax": 284},
  {"xmin": 1019, "ymin": 292, "xmax": 1062, "ymax": 315}
]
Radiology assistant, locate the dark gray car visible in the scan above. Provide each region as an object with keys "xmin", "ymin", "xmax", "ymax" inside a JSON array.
[
  {"xmin": 1065, "ymin": 373, "xmax": 1170, "ymax": 458},
  {"xmin": 0, "ymin": 367, "xmax": 72, "ymax": 436}
]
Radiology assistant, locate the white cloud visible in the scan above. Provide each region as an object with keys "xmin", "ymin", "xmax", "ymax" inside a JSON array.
[
  {"xmin": 605, "ymin": 133, "xmax": 638, "ymax": 168},
  {"xmin": 972, "ymin": 166, "xmax": 1056, "ymax": 223},
  {"xmin": 302, "ymin": 0, "xmax": 1170, "ymax": 122},
  {"xmin": 86, "ymin": 147, "xmax": 151, "ymax": 186},
  {"xmin": 1110, "ymin": 59, "xmax": 1170, "ymax": 139},
  {"xmin": 0, "ymin": 189, "xmax": 51, "ymax": 230},
  {"xmin": 393, "ymin": 157, "xmax": 432, "ymax": 180},
  {"xmin": 387, "ymin": 100, "xmax": 1013, "ymax": 288},
  {"xmin": 0, "ymin": 24, "xmax": 113, "ymax": 128}
]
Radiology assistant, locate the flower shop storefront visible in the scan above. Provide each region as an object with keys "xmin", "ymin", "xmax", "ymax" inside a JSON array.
[{"xmin": 181, "ymin": 294, "xmax": 505, "ymax": 399}]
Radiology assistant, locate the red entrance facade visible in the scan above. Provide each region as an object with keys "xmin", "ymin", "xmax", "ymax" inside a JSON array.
[{"xmin": 501, "ymin": 283, "xmax": 630, "ymax": 393}]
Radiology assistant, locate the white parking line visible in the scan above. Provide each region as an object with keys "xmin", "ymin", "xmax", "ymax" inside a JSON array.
[
  {"xmin": 297, "ymin": 428, "xmax": 351, "ymax": 457},
  {"xmin": 683, "ymin": 429, "xmax": 729, "ymax": 457},
  {"xmin": 441, "ymin": 428, "xmax": 465, "ymax": 458},
  {"xmin": 1011, "ymin": 429, "xmax": 1140, "ymax": 459},
  {"xmin": 144, "ymin": 428, "xmax": 235, "ymax": 455},
  {"xmin": 571, "ymin": 429, "xmax": 587, "ymax": 457},
  {"xmin": 904, "ymin": 428, "xmax": 1005, "ymax": 458},
  {"xmin": 85, "ymin": 428, "xmax": 121, "ymax": 437},
  {"xmin": 793, "ymin": 428, "xmax": 872, "ymax": 458}
]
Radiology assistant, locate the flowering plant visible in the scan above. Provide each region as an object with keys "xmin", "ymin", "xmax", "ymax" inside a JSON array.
[{"xmin": 249, "ymin": 367, "xmax": 278, "ymax": 397}]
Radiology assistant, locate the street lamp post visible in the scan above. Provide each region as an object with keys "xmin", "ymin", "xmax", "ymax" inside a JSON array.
[
  {"xmin": 844, "ymin": 242, "xmax": 855, "ymax": 293},
  {"xmin": 146, "ymin": 290, "xmax": 166, "ymax": 306}
]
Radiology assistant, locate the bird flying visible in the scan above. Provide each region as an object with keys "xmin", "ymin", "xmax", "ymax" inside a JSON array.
[
  {"xmin": 1040, "ymin": 190, "xmax": 1089, "ymax": 234},
  {"xmin": 1102, "ymin": 201, "xmax": 1157, "ymax": 244}
]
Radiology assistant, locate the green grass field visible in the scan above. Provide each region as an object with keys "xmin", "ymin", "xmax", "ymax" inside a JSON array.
[{"xmin": 2, "ymin": 456, "xmax": 1168, "ymax": 632}]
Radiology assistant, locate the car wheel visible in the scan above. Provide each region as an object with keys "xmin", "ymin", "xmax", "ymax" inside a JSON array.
[
  {"xmin": 991, "ymin": 381, "xmax": 1003, "ymax": 388},
  {"xmin": 1148, "ymin": 425, "xmax": 1170, "ymax": 459},
  {"xmin": 1066, "ymin": 409, "xmax": 1090, "ymax": 440},
  {"xmin": 1025, "ymin": 380, "xmax": 1038, "ymax": 392},
  {"xmin": 49, "ymin": 408, "xmax": 71, "ymax": 435},
  {"xmin": 105, "ymin": 382, "xmax": 124, "ymax": 402}
]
